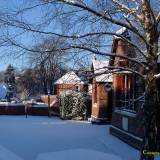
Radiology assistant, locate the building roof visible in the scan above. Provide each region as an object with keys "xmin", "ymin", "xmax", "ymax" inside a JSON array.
[
  {"xmin": 92, "ymin": 59, "xmax": 112, "ymax": 82},
  {"xmin": 54, "ymin": 71, "xmax": 87, "ymax": 84},
  {"xmin": 116, "ymin": 27, "xmax": 127, "ymax": 35}
]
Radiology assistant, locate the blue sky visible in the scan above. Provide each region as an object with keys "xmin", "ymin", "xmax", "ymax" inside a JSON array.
[
  {"xmin": 0, "ymin": 0, "xmax": 115, "ymax": 71},
  {"xmin": 0, "ymin": 0, "xmax": 44, "ymax": 71}
]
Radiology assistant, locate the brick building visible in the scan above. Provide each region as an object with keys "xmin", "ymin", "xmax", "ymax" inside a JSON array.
[
  {"xmin": 109, "ymin": 28, "xmax": 146, "ymax": 149},
  {"xmin": 91, "ymin": 58, "xmax": 113, "ymax": 123},
  {"xmin": 54, "ymin": 71, "xmax": 88, "ymax": 96}
]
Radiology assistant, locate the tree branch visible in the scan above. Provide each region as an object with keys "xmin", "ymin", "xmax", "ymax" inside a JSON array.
[
  {"xmin": 68, "ymin": 45, "xmax": 147, "ymax": 68},
  {"xmin": 112, "ymin": 0, "xmax": 142, "ymax": 22},
  {"xmin": 153, "ymin": 73, "xmax": 160, "ymax": 79},
  {"xmin": 90, "ymin": 65, "xmax": 145, "ymax": 79},
  {"xmin": 1, "ymin": 17, "xmax": 147, "ymax": 60},
  {"xmin": 156, "ymin": 12, "xmax": 160, "ymax": 24},
  {"xmin": 54, "ymin": 0, "xmax": 149, "ymax": 47},
  {"xmin": 6, "ymin": 36, "xmax": 148, "ymax": 69}
]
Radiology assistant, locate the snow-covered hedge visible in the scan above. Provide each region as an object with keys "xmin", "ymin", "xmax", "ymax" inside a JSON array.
[{"xmin": 60, "ymin": 92, "xmax": 87, "ymax": 120}]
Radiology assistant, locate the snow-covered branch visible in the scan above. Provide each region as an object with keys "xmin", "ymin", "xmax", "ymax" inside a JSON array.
[
  {"xmin": 157, "ymin": 12, "xmax": 160, "ymax": 24},
  {"xmin": 55, "ymin": 0, "xmax": 148, "ymax": 47},
  {"xmin": 68, "ymin": 45, "xmax": 148, "ymax": 68},
  {"xmin": 69, "ymin": 32, "xmax": 146, "ymax": 59},
  {"xmin": 154, "ymin": 73, "xmax": 160, "ymax": 79},
  {"xmin": 112, "ymin": 0, "xmax": 142, "ymax": 21},
  {"xmin": 2, "ymin": 17, "xmax": 145, "ymax": 58},
  {"xmin": 90, "ymin": 65, "xmax": 146, "ymax": 79},
  {"xmin": 6, "ymin": 36, "xmax": 148, "ymax": 70}
]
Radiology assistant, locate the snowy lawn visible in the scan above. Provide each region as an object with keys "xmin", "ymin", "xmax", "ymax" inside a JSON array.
[{"xmin": 0, "ymin": 115, "xmax": 158, "ymax": 160}]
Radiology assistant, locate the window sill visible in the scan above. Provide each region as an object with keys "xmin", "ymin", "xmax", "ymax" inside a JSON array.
[{"xmin": 114, "ymin": 109, "xmax": 137, "ymax": 118}]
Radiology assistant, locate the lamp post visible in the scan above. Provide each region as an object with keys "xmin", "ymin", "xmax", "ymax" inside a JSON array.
[{"xmin": 48, "ymin": 90, "xmax": 50, "ymax": 117}]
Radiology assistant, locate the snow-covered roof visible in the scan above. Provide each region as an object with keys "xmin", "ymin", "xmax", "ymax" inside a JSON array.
[
  {"xmin": 116, "ymin": 27, "xmax": 127, "ymax": 35},
  {"xmin": 92, "ymin": 60, "xmax": 112, "ymax": 82},
  {"xmin": 114, "ymin": 70, "xmax": 132, "ymax": 74},
  {"xmin": 54, "ymin": 71, "xmax": 87, "ymax": 84}
]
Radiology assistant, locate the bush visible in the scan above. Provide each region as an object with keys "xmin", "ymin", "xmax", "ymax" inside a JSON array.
[
  {"xmin": 60, "ymin": 92, "xmax": 87, "ymax": 120},
  {"xmin": 60, "ymin": 93, "xmax": 74, "ymax": 119}
]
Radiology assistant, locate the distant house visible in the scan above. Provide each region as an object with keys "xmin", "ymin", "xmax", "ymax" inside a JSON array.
[
  {"xmin": 90, "ymin": 57, "xmax": 113, "ymax": 123},
  {"xmin": 54, "ymin": 71, "xmax": 88, "ymax": 96},
  {"xmin": 109, "ymin": 27, "xmax": 146, "ymax": 149}
]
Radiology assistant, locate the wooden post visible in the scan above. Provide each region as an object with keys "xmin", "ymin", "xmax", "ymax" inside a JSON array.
[{"xmin": 48, "ymin": 91, "xmax": 50, "ymax": 117}]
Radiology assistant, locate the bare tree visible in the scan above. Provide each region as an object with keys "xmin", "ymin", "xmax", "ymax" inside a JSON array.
[
  {"xmin": 28, "ymin": 37, "xmax": 67, "ymax": 94},
  {"xmin": 16, "ymin": 68, "xmax": 41, "ymax": 98}
]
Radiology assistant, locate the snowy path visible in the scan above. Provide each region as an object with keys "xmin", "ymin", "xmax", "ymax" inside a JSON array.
[{"xmin": 0, "ymin": 116, "xmax": 149, "ymax": 160}]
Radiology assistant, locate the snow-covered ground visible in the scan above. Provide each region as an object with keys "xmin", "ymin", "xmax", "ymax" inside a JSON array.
[{"xmin": 0, "ymin": 116, "xmax": 159, "ymax": 160}]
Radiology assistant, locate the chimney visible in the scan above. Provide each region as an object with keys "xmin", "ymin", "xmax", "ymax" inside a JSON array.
[{"xmin": 93, "ymin": 54, "xmax": 96, "ymax": 60}]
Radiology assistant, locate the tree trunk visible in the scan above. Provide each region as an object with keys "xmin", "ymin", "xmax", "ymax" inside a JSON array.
[
  {"xmin": 49, "ymin": 79, "xmax": 54, "ymax": 95},
  {"xmin": 43, "ymin": 80, "xmax": 48, "ymax": 94},
  {"xmin": 141, "ymin": 1, "xmax": 160, "ymax": 157},
  {"xmin": 141, "ymin": 68, "xmax": 160, "ymax": 160}
]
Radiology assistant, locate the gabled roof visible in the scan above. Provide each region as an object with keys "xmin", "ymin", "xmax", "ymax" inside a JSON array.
[
  {"xmin": 54, "ymin": 71, "xmax": 87, "ymax": 84},
  {"xmin": 92, "ymin": 59, "xmax": 112, "ymax": 82},
  {"xmin": 116, "ymin": 27, "xmax": 127, "ymax": 35}
]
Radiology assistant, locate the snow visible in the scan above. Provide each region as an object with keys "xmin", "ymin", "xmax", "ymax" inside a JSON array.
[
  {"xmin": 0, "ymin": 83, "xmax": 7, "ymax": 99},
  {"xmin": 37, "ymin": 149, "xmax": 122, "ymax": 160},
  {"xmin": 32, "ymin": 103, "xmax": 48, "ymax": 108},
  {"xmin": 0, "ymin": 102, "xmax": 9, "ymax": 105},
  {"xmin": 114, "ymin": 70, "xmax": 132, "ymax": 74},
  {"xmin": 54, "ymin": 71, "xmax": 87, "ymax": 84},
  {"xmin": 111, "ymin": 126, "xmax": 143, "ymax": 142},
  {"xmin": 92, "ymin": 60, "xmax": 113, "ymax": 82},
  {"xmin": 0, "ymin": 146, "xmax": 22, "ymax": 160},
  {"xmin": 0, "ymin": 116, "xmax": 159, "ymax": 160},
  {"xmin": 65, "ymin": 0, "xmax": 86, "ymax": 6},
  {"xmin": 116, "ymin": 27, "xmax": 127, "ymax": 35},
  {"xmin": 0, "ymin": 103, "xmax": 24, "ymax": 107}
]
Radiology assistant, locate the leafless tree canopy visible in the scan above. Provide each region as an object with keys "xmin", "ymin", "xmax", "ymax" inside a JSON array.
[
  {"xmin": 28, "ymin": 36, "xmax": 68, "ymax": 94},
  {"xmin": 0, "ymin": 1, "xmax": 159, "ymax": 70}
]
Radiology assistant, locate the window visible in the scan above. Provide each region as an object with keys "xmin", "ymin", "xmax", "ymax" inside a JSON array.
[
  {"xmin": 122, "ymin": 117, "xmax": 128, "ymax": 131},
  {"xmin": 118, "ymin": 74, "xmax": 136, "ymax": 112},
  {"xmin": 134, "ymin": 75, "xmax": 145, "ymax": 111},
  {"xmin": 75, "ymin": 85, "xmax": 80, "ymax": 92}
]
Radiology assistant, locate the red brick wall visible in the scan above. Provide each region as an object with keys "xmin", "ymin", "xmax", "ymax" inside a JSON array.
[
  {"xmin": 111, "ymin": 38, "xmax": 144, "ymax": 138},
  {"xmin": 0, "ymin": 105, "xmax": 25, "ymax": 115},
  {"xmin": 41, "ymin": 95, "xmax": 58, "ymax": 106},
  {"xmin": 91, "ymin": 82, "xmax": 112, "ymax": 121},
  {"xmin": 54, "ymin": 84, "xmax": 87, "ymax": 96},
  {"xmin": 114, "ymin": 39, "xmax": 136, "ymax": 67},
  {"xmin": 111, "ymin": 111, "xmax": 144, "ymax": 138}
]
